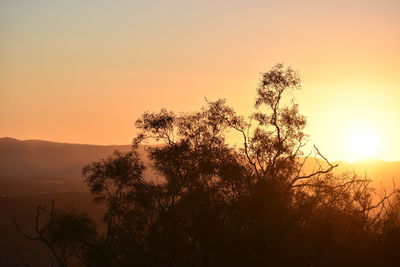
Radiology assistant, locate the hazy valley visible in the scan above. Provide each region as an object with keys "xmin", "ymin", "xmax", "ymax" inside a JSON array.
[{"xmin": 1, "ymin": 137, "xmax": 399, "ymax": 265}]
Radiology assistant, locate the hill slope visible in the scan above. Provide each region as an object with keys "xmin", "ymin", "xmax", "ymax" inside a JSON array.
[
  {"xmin": 0, "ymin": 137, "xmax": 133, "ymax": 179},
  {"xmin": 1, "ymin": 137, "xmax": 399, "ymax": 192}
]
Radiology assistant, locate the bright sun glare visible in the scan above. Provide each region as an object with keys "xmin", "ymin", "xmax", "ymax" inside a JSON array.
[{"xmin": 348, "ymin": 128, "xmax": 379, "ymax": 162}]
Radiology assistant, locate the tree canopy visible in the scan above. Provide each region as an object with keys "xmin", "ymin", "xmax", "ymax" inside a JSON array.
[{"xmin": 16, "ymin": 64, "xmax": 400, "ymax": 266}]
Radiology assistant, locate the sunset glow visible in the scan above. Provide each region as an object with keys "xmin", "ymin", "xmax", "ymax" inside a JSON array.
[
  {"xmin": 2, "ymin": 1, "xmax": 400, "ymax": 265},
  {"xmin": 347, "ymin": 128, "xmax": 379, "ymax": 162},
  {"xmin": 1, "ymin": 0, "xmax": 399, "ymax": 162}
]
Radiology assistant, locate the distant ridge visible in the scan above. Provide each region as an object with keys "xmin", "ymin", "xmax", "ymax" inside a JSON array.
[
  {"xmin": 0, "ymin": 137, "xmax": 399, "ymax": 186},
  {"xmin": 0, "ymin": 137, "xmax": 135, "ymax": 179},
  {"xmin": 0, "ymin": 137, "xmax": 130, "ymax": 147},
  {"xmin": 333, "ymin": 159, "xmax": 400, "ymax": 186},
  {"xmin": 0, "ymin": 137, "xmax": 19, "ymax": 143}
]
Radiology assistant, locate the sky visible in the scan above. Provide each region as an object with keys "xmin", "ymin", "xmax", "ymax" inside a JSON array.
[{"xmin": 1, "ymin": 0, "xmax": 399, "ymax": 162}]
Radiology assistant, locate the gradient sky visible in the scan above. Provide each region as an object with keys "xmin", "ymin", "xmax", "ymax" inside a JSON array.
[{"xmin": 1, "ymin": 0, "xmax": 399, "ymax": 162}]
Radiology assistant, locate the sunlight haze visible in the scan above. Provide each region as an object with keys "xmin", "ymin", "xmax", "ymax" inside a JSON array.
[{"xmin": 1, "ymin": 0, "xmax": 399, "ymax": 162}]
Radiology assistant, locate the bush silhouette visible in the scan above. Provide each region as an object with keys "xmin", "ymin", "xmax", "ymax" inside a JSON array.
[{"xmin": 17, "ymin": 64, "xmax": 400, "ymax": 266}]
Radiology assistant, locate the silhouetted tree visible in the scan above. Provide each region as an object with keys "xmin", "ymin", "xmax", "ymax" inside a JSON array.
[
  {"xmin": 82, "ymin": 151, "xmax": 145, "ymax": 242},
  {"xmin": 17, "ymin": 64, "xmax": 400, "ymax": 266},
  {"xmin": 14, "ymin": 203, "xmax": 96, "ymax": 267}
]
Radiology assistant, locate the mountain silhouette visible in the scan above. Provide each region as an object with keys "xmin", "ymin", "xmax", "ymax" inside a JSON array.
[
  {"xmin": 1, "ymin": 137, "xmax": 399, "ymax": 189},
  {"xmin": 0, "ymin": 137, "xmax": 134, "ymax": 179}
]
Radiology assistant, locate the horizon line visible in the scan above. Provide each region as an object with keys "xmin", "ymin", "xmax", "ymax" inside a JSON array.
[{"xmin": 1, "ymin": 136, "xmax": 400, "ymax": 164}]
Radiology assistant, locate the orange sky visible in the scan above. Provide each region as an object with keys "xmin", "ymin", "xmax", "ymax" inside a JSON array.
[{"xmin": 1, "ymin": 0, "xmax": 399, "ymax": 162}]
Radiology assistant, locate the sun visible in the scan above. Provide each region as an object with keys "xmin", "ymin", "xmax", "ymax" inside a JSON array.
[{"xmin": 347, "ymin": 128, "xmax": 379, "ymax": 162}]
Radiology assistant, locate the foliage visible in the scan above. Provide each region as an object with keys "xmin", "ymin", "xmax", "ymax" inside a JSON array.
[
  {"xmin": 14, "ymin": 204, "xmax": 97, "ymax": 267},
  {"xmin": 17, "ymin": 64, "xmax": 400, "ymax": 266}
]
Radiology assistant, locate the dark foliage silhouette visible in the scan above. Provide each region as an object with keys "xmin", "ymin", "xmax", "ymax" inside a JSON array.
[
  {"xmin": 16, "ymin": 64, "xmax": 400, "ymax": 266},
  {"xmin": 14, "ymin": 203, "xmax": 97, "ymax": 267}
]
